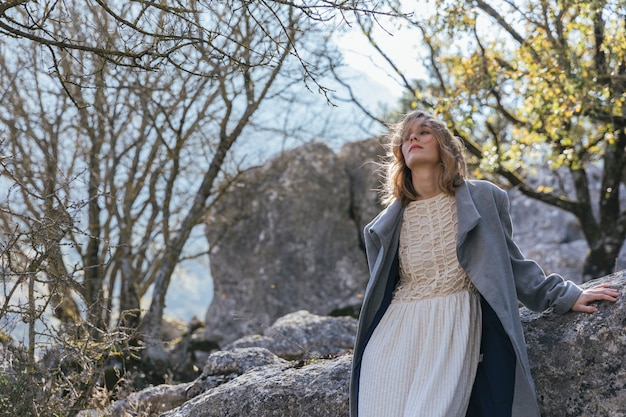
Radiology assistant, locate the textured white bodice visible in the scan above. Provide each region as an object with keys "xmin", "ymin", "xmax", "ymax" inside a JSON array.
[{"xmin": 393, "ymin": 193, "xmax": 476, "ymax": 303}]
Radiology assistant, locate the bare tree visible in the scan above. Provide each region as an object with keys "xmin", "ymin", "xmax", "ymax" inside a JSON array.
[
  {"xmin": 0, "ymin": 0, "xmax": 366, "ymax": 397},
  {"xmin": 0, "ymin": 0, "xmax": 397, "ymax": 106}
]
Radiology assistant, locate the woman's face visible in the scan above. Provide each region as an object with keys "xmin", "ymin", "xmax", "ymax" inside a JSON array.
[{"xmin": 401, "ymin": 117, "xmax": 441, "ymax": 170}]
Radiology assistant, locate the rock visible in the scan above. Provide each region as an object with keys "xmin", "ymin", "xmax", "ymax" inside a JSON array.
[
  {"xmin": 161, "ymin": 354, "xmax": 351, "ymax": 417},
  {"xmin": 106, "ymin": 348, "xmax": 288, "ymax": 417},
  {"xmin": 184, "ymin": 347, "xmax": 290, "ymax": 399},
  {"xmin": 161, "ymin": 316, "xmax": 190, "ymax": 342},
  {"xmin": 508, "ymin": 165, "xmax": 626, "ymax": 283},
  {"xmin": 522, "ymin": 240, "xmax": 589, "ymax": 285},
  {"xmin": 336, "ymin": 138, "xmax": 386, "ymax": 236},
  {"xmin": 224, "ymin": 310, "xmax": 358, "ymax": 360},
  {"xmin": 201, "ymin": 347, "xmax": 287, "ymax": 375},
  {"xmin": 99, "ymin": 272, "xmax": 626, "ymax": 417},
  {"xmin": 162, "ymin": 317, "xmax": 212, "ymax": 382},
  {"xmin": 180, "ymin": 137, "xmax": 626, "ymax": 416},
  {"xmin": 105, "ymin": 310, "xmax": 357, "ymax": 416},
  {"xmin": 77, "ymin": 411, "xmax": 100, "ymax": 417},
  {"xmin": 203, "ymin": 137, "xmax": 625, "ymax": 345},
  {"xmin": 522, "ymin": 269, "xmax": 626, "ymax": 416},
  {"xmin": 508, "ymin": 187, "xmax": 588, "ymax": 283},
  {"xmin": 107, "ymin": 383, "xmax": 192, "ymax": 417},
  {"xmin": 169, "ymin": 273, "xmax": 626, "ymax": 417},
  {"xmin": 508, "ymin": 187, "xmax": 584, "ymax": 246},
  {"xmin": 204, "ymin": 142, "xmax": 369, "ymax": 345}
]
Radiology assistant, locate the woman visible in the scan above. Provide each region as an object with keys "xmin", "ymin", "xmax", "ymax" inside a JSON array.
[{"xmin": 349, "ymin": 110, "xmax": 619, "ymax": 417}]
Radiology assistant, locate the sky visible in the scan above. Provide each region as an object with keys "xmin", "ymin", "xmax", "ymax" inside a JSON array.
[
  {"xmin": 334, "ymin": 2, "xmax": 434, "ymax": 103},
  {"xmin": 336, "ymin": 23, "xmax": 414, "ymax": 101}
]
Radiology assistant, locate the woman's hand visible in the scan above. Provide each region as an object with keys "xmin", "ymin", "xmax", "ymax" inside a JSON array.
[{"xmin": 571, "ymin": 283, "xmax": 620, "ymax": 313}]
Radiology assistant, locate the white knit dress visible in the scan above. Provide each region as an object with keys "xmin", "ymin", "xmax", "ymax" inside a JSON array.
[{"xmin": 359, "ymin": 193, "xmax": 482, "ymax": 417}]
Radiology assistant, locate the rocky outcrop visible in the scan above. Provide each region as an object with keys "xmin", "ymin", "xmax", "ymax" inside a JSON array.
[
  {"xmin": 224, "ymin": 310, "xmax": 358, "ymax": 360},
  {"xmin": 336, "ymin": 138, "xmax": 386, "ymax": 236},
  {"xmin": 104, "ymin": 312, "xmax": 355, "ymax": 417},
  {"xmin": 508, "ymin": 166, "xmax": 626, "ymax": 284},
  {"xmin": 106, "ymin": 383, "xmax": 191, "ymax": 417},
  {"xmin": 204, "ymin": 141, "xmax": 381, "ymax": 345},
  {"xmin": 508, "ymin": 188, "xmax": 588, "ymax": 283},
  {"xmin": 523, "ymin": 269, "xmax": 626, "ymax": 416},
  {"xmin": 162, "ymin": 352, "xmax": 350, "ymax": 417},
  {"xmin": 101, "ymin": 272, "xmax": 626, "ymax": 417}
]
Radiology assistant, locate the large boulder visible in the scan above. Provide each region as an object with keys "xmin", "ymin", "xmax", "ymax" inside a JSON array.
[
  {"xmin": 102, "ymin": 272, "xmax": 626, "ymax": 417},
  {"xmin": 508, "ymin": 188, "xmax": 588, "ymax": 283},
  {"xmin": 105, "ymin": 311, "xmax": 356, "ymax": 417},
  {"xmin": 204, "ymin": 142, "xmax": 370, "ymax": 345},
  {"xmin": 182, "ymin": 273, "xmax": 626, "ymax": 417},
  {"xmin": 336, "ymin": 138, "xmax": 386, "ymax": 235},
  {"xmin": 162, "ymin": 352, "xmax": 350, "ymax": 417},
  {"xmin": 224, "ymin": 310, "xmax": 358, "ymax": 360},
  {"xmin": 203, "ymin": 137, "xmax": 625, "ymax": 345},
  {"xmin": 106, "ymin": 383, "xmax": 191, "ymax": 417},
  {"xmin": 523, "ymin": 269, "xmax": 626, "ymax": 416},
  {"xmin": 508, "ymin": 166, "xmax": 626, "ymax": 283},
  {"xmin": 174, "ymin": 274, "xmax": 626, "ymax": 417},
  {"xmin": 103, "ymin": 348, "xmax": 290, "ymax": 417}
]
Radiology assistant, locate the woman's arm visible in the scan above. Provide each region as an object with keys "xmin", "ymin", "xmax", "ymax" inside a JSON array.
[{"xmin": 494, "ymin": 186, "xmax": 618, "ymax": 313}]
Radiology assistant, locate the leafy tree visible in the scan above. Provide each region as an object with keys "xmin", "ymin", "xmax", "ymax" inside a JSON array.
[{"xmin": 354, "ymin": 0, "xmax": 626, "ymax": 280}]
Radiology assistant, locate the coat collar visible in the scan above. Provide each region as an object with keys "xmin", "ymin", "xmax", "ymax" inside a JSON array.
[
  {"xmin": 366, "ymin": 199, "xmax": 403, "ymax": 246},
  {"xmin": 366, "ymin": 180, "xmax": 482, "ymax": 246},
  {"xmin": 455, "ymin": 180, "xmax": 482, "ymax": 245}
]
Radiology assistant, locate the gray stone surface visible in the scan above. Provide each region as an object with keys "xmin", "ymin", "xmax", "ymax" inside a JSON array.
[
  {"xmin": 100, "ymin": 274, "xmax": 626, "ymax": 417},
  {"xmin": 162, "ymin": 354, "xmax": 351, "ymax": 417},
  {"xmin": 203, "ymin": 138, "xmax": 625, "ymax": 345},
  {"xmin": 336, "ymin": 137, "xmax": 386, "ymax": 235},
  {"xmin": 508, "ymin": 187, "xmax": 588, "ymax": 283},
  {"xmin": 522, "ymin": 269, "xmax": 626, "ymax": 416},
  {"xmin": 224, "ymin": 310, "xmax": 358, "ymax": 360},
  {"xmin": 181, "ymin": 273, "xmax": 626, "ymax": 417},
  {"xmin": 508, "ymin": 166, "xmax": 626, "ymax": 283},
  {"xmin": 204, "ymin": 142, "xmax": 369, "ymax": 345},
  {"xmin": 107, "ymin": 383, "xmax": 191, "ymax": 417},
  {"xmin": 188, "ymin": 138, "xmax": 626, "ymax": 417}
]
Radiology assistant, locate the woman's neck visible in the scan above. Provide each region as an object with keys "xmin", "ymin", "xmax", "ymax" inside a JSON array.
[{"xmin": 411, "ymin": 166, "xmax": 442, "ymax": 200}]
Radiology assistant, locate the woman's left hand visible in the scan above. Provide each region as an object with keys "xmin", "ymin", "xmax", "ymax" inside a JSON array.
[{"xmin": 571, "ymin": 283, "xmax": 620, "ymax": 313}]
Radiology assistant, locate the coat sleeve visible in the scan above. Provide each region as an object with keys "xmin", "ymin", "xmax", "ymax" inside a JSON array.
[{"xmin": 495, "ymin": 188, "xmax": 582, "ymax": 314}]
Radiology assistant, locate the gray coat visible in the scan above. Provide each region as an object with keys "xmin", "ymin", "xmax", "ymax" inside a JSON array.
[{"xmin": 350, "ymin": 180, "xmax": 582, "ymax": 417}]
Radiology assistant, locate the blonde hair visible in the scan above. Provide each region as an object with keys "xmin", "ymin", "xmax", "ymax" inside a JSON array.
[{"xmin": 381, "ymin": 110, "xmax": 467, "ymax": 206}]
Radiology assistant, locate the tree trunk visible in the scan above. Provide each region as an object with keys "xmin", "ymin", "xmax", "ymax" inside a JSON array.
[
  {"xmin": 583, "ymin": 239, "xmax": 625, "ymax": 281},
  {"xmin": 583, "ymin": 127, "xmax": 626, "ymax": 281}
]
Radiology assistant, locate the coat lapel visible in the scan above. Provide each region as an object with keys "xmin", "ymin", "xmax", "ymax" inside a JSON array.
[
  {"xmin": 455, "ymin": 181, "xmax": 481, "ymax": 246},
  {"xmin": 367, "ymin": 200, "xmax": 404, "ymax": 247}
]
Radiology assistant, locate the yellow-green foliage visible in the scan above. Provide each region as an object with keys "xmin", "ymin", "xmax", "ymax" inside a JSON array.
[{"xmin": 402, "ymin": 0, "xmax": 625, "ymax": 173}]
